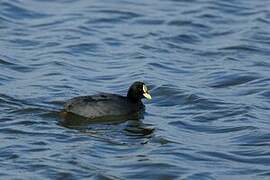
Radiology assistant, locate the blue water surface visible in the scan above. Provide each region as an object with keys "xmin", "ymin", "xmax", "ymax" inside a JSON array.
[{"xmin": 1, "ymin": 0, "xmax": 270, "ymax": 179}]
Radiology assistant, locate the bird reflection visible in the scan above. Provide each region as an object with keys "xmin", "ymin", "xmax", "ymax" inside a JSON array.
[{"xmin": 58, "ymin": 111, "xmax": 154, "ymax": 137}]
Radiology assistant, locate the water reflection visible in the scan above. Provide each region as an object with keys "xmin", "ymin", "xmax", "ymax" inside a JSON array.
[
  {"xmin": 1, "ymin": 0, "xmax": 270, "ymax": 179},
  {"xmin": 59, "ymin": 111, "xmax": 154, "ymax": 138}
]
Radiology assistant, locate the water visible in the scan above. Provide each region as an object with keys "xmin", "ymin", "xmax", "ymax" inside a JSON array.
[{"xmin": 1, "ymin": 0, "xmax": 270, "ymax": 179}]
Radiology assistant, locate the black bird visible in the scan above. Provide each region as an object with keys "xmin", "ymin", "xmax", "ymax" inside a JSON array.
[{"xmin": 62, "ymin": 81, "xmax": 152, "ymax": 119}]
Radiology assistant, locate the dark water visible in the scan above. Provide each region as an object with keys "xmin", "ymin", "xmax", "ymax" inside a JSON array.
[{"xmin": 1, "ymin": 0, "xmax": 270, "ymax": 179}]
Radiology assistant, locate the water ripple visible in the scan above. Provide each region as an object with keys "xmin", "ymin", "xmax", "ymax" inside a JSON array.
[{"xmin": 1, "ymin": 0, "xmax": 270, "ymax": 179}]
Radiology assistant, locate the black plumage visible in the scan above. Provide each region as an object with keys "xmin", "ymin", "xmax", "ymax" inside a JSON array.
[{"xmin": 63, "ymin": 82, "xmax": 151, "ymax": 119}]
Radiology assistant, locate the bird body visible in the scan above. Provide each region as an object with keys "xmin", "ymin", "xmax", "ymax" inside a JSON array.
[
  {"xmin": 64, "ymin": 93, "xmax": 144, "ymax": 118},
  {"xmin": 62, "ymin": 82, "xmax": 151, "ymax": 120}
]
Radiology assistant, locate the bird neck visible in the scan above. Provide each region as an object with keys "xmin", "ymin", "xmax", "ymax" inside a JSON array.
[{"xmin": 127, "ymin": 90, "xmax": 141, "ymax": 103}]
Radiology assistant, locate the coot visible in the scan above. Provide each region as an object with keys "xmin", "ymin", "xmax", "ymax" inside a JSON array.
[{"xmin": 63, "ymin": 82, "xmax": 151, "ymax": 119}]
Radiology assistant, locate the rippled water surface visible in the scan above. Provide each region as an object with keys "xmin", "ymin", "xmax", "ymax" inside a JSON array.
[{"xmin": 1, "ymin": 0, "xmax": 270, "ymax": 179}]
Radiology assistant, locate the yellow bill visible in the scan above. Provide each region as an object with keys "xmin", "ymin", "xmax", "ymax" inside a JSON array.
[
  {"xmin": 143, "ymin": 84, "xmax": 152, "ymax": 100},
  {"xmin": 143, "ymin": 92, "xmax": 152, "ymax": 100}
]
